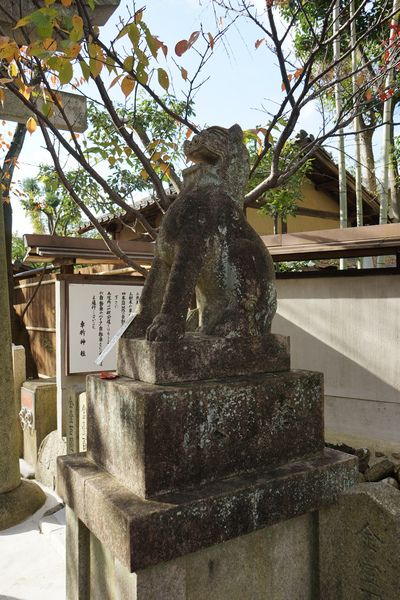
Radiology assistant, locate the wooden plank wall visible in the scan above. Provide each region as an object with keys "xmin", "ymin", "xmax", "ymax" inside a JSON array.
[{"xmin": 14, "ymin": 274, "xmax": 56, "ymax": 377}]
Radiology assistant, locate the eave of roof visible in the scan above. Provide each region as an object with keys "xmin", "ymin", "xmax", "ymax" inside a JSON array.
[{"xmin": 23, "ymin": 234, "xmax": 155, "ymax": 264}]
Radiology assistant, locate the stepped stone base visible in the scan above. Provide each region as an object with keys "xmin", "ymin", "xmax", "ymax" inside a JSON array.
[
  {"xmin": 86, "ymin": 370, "xmax": 324, "ymax": 498},
  {"xmin": 58, "ymin": 448, "xmax": 357, "ymax": 573}
]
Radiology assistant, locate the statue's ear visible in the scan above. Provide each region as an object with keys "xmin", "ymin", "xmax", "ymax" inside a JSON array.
[{"xmin": 229, "ymin": 124, "xmax": 243, "ymax": 142}]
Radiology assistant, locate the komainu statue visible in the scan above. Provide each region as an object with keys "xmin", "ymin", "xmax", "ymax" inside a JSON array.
[{"xmin": 124, "ymin": 124, "xmax": 277, "ymax": 342}]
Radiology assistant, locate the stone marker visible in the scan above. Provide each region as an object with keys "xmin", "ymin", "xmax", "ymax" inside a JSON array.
[
  {"xmin": 320, "ymin": 482, "xmax": 400, "ymax": 600},
  {"xmin": 58, "ymin": 125, "xmax": 357, "ymax": 599},
  {"xmin": 0, "ymin": 0, "xmax": 120, "ymax": 45},
  {"xmin": 0, "ymin": 88, "xmax": 87, "ymax": 133}
]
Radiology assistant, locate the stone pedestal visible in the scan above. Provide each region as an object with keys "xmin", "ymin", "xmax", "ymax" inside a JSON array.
[{"xmin": 58, "ymin": 336, "xmax": 357, "ymax": 599}]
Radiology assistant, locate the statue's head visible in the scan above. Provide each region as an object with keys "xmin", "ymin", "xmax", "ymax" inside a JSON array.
[{"xmin": 183, "ymin": 124, "xmax": 251, "ymax": 202}]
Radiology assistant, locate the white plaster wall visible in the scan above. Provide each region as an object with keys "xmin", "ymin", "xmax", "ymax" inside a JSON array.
[{"xmin": 272, "ymin": 274, "xmax": 400, "ymax": 442}]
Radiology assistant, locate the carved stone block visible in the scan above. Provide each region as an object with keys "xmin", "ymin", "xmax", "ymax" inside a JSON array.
[
  {"xmin": 117, "ymin": 333, "xmax": 290, "ymax": 383},
  {"xmin": 86, "ymin": 369, "xmax": 324, "ymax": 498}
]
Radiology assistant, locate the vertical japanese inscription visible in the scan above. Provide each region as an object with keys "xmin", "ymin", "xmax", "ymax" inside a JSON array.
[
  {"xmin": 68, "ymin": 283, "xmax": 143, "ymax": 373},
  {"xmin": 356, "ymin": 522, "xmax": 384, "ymax": 599}
]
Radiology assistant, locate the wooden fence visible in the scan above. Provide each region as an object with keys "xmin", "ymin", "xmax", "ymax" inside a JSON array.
[{"xmin": 14, "ymin": 274, "xmax": 57, "ymax": 377}]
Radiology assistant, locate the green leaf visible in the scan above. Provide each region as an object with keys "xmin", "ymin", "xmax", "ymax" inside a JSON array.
[
  {"xmin": 58, "ymin": 60, "xmax": 73, "ymax": 84},
  {"xmin": 134, "ymin": 47, "xmax": 149, "ymax": 67},
  {"xmin": 128, "ymin": 23, "xmax": 140, "ymax": 47},
  {"xmin": 38, "ymin": 25, "xmax": 54, "ymax": 38},
  {"xmin": 47, "ymin": 56, "xmax": 61, "ymax": 70},
  {"xmin": 79, "ymin": 60, "xmax": 90, "ymax": 81},
  {"xmin": 157, "ymin": 68, "xmax": 169, "ymax": 91},
  {"xmin": 123, "ymin": 56, "xmax": 134, "ymax": 72},
  {"xmin": 32, "ymin": 10, "xmax": 52, "ymax": 29},
  {"xmin": 42, "ymin": 101, "xmax": 54, "ymax": 119},
  {"xmin": 136, "ymin": 63, "xmax": 148, "ymax": 85}
]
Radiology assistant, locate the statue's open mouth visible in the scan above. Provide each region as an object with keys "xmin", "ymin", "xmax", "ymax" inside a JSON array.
[{"xmin": 184, "ymin": 138, "xmax": 220, "ymax": 166}]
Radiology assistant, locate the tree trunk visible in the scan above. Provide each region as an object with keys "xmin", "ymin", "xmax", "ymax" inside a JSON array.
[
  {"xmin": 389, "ymin": 107, "xmax": 400, "ymax": 222},
  {"xmin": 359, "ymin": 126, "xmax": 377, "ymax": 195},
  {"xmin": 2, "ymin": 124, "xmax": 38, "ymax": 378}
]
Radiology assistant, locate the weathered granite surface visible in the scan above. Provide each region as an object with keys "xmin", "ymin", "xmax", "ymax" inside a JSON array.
[
  {"xmin": 122, "ymin": 125, "xmax": 277, "ymax": 344},
  {"xmin": 68, "ymin": 508, "xmax": 319, "ymax": 600},
  {"xmin": 86, "ymin": 370, "xmax": 324, "ymax": 498},
  {"xmin": 117, "ymin": 332, "xmax": 290, "ymax": 383},
  {"xmin": 320, "ymin": 482, "xmax": 400, "ymax": 600},
  {"xmin": 58, "ymin": 448, "xmax": 357, "ymax": 572}
]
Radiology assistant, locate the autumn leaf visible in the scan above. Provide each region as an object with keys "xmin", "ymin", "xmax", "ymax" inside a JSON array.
[
  {"xmin": 10, "ymin": 62, "xmax": 18, "ymax": 77},
  {"xmin": 43, "ymin": 37, "xmax": 57, "ymax": 51},
  {"xmin": 181, "ymin": 66, "xmax": 188, "ymax": 81},
  {"xmin": 69, "ymin": 42, "xmax": 82, "ymax": 58},
  {"xmin": 100, "ymin": 372, "xmax": 119, "ymax": 379},
  {"xmin": 121, "ymin": 75, "xmax": 135, "ymax": 97},
  {"xmin": 61, "ymin": 0, "xmax": 73, "ymax": 5},
  {"xmin": 109, "ymin": 73, "xmax": 124, "ymax": 89},
  {"xmin": 134, "ymin": 8, "xmax": 143, "ymax": 24},
  {"xmin": 26, "ymin": 117, "xmax": 37, "ymax": 135},
  {"xmin": 189, "ymin": 31, "xmax": 200, "ymax": 46},
  {"xmin": 0, "ymin": 89, "xmax": 4, "ymax": 107},
  {"xmin": 140, "ymin": 169, "xmax": 148, "ymax": 180},
  {"xmin": 175, "ymin": 39, "xmax": 189, "ymax": 56},
  {"xmin": 186, "ymin": 127, "xmax": 194, "ymax": 139},
  {"xmin": 208, "ymin": 33, "xmax": 214, "ymax": 50},
  {"xmin": 72, "ymin": 14, "xmax": 83, "ymax": 31},
  {"xmin": 255, "ymin": 39, "xmax": 264, "ymax": 49},
  {"xmin": 295, "ymin": 68, "xmax": 302, "ymax": 80}
]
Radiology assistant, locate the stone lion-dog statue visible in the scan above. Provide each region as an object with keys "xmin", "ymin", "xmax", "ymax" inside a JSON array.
[{"xmin": 124, "ymin": 124, "xmax": 277, "ymax": 342}]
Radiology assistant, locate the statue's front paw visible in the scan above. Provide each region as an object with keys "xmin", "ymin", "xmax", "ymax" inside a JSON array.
[
  {"xmin": 146, "ymin": 315, "xmax": 184, "ymax": 342},
  {"xmin": 123, "ymin": 315, "xmax": 152, "ymax": 340}
]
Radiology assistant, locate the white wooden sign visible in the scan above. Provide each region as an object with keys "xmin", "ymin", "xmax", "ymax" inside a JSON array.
[{"xmin": 66, "ymin": 282, "xmax": 142, "ymax": 374}]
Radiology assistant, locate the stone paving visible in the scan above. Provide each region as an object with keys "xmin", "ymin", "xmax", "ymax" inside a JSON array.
[{"xmin": 0, "ymin": 463, "xmax": 65, "ymax": 600}]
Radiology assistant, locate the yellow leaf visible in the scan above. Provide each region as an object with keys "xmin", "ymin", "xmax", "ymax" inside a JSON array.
[
  {"xmin": 69, "ymin": 42, "xmax": 82, "ymax": 58},
  {"xmin": 140, "ymin": 169, "xmax": 148, "ymax": 181},
  {"xmin": 0, "ymin": 89, "xmax": 4, "ymax": 107},
  {"xmin": 61, "ymin": 0, "xmax": 72, "ymax": 5},
  {"xmin": 108, "ymin": 156, "xmax": 116, "ymax": 166},
  {"xmin": 43, "ymin": 38, "xmax": 57, "ymax": 51},
  {"xmin": 121, "ymin": 75, "xmax": 135, "ymax": 97},
  {"xmin": 268, "ymin": 133, "xmax": 274, "ymax": 145},
  {"xmin": 89, "ymin": 57, "xmax": 103, "ymax": 79},
  {"xmin": 181, "ymin": 67, "xmax": 188, "ymax": 81},
  {"xmin": 10, "ymin": 62, "xmax": 18, "ymax": 77},
  {"xmin": 26, "ymin": 117, "xmax": 37, "ymax": 135},
  {"xmin": 72, "ymin": 15, "xmax": 84, "ymax": 32}
]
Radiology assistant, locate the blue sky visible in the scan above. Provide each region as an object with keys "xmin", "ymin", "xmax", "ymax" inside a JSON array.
[{"xmin": 7, "ymin": 0, "xmax": 321, "ymax": 236}]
